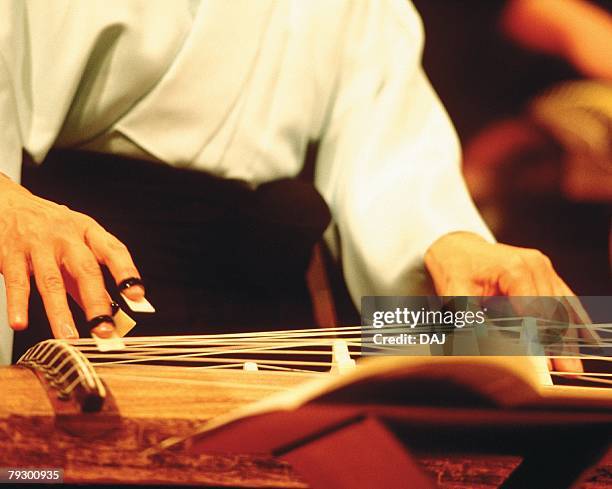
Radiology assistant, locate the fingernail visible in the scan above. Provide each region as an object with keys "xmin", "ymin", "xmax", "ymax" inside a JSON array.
[
  {"xmin": 118, "ymin": 278, "xmax": 145, "ymax": 294},
  {"xmin": 91, "ymin": 322, "xmax": 115, "ymax": 339},
  {"xmin": 123, "ymin": 284, "xmax": 145, "ymax": 300},
  {"xmin": 62, "ymin": 324, "xmax": 79, "ymax": 339},
  {"xmin": 11, "ymin": 314, "xmax": 28, "ymax": 331}
]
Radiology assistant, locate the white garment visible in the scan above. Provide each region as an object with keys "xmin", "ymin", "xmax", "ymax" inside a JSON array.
[{"xmin": 0, "ymin": 0, "xmax": 492, "ymax": 364}]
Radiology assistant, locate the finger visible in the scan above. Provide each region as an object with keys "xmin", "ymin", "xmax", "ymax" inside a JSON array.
[
  {"xmin": 63, "ymin": 271, "xmax": 114, "ymax": 313},
  {"xmin": 551, "ymin": 357, "xmax": 584, "ymax": 375},
  {"xmin": 528, "ymin": 251, "xmax": 556, "ymax": 297},
  {"xmin": 61, "ymin": 244, "xmax": 115, "ymax": 338},
  {"xmin": 552, "ymin": 278, "xmax": 599, "ymax": 342},
  {"xmin": 2, "ymin": 252, "xmax": 30, "ymax": 330},
  {"xmin": 497, "ymin": 258, "xmax": 539, "ymax": 297},
  {"xmin": 30, "ymin": 250, "xmax": 78, "ymax": 339},
  {"xmin": 83, "ymin": 225, "xmax": 144, "ymax": 301},
  {"xmin": 63, "ymin": 271, "xmax": 135, "ymax": 337},
  {"xmin": 548, "ymin": 279, "xmax": 585, "ymax": 374},
  {"xmin": 559, "ymin": 282, "xmax": 592, "ymax": 325},
  {"xmin": 496, "ymin": 259, "xmax": 538, "ymax": 321}
]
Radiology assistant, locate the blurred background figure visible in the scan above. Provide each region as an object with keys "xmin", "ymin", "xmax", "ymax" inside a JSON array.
[{"xmin": 413, "ymin": 0, "xmax": 612, "ymax": 295}]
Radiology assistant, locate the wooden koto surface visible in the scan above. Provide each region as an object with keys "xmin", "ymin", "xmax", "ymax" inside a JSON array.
[{"xmin": 0, "ymin": 365, "xmax": 611, "ymax": 488}]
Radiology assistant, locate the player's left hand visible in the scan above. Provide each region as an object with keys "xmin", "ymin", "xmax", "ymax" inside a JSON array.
[{"xmin": 424, "ymin": 231, "xmax": 584, "ymax": 374}]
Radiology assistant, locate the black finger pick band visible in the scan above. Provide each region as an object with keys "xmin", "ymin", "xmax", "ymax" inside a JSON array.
[
  {"xmin": 117, "ymin": 277, "xmax": 144, "ymax": 291},
  {"xmin": 87, "ymin": 315, "xmax": 115, "ymax": 330}
]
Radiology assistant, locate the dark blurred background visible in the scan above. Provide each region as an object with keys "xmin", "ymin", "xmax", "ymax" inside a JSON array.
[{"xmin": 412, "ymin": 0, "xmax": 612, "ymax": 295}]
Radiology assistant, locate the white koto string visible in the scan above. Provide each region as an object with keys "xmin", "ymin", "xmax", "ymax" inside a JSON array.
[
  {"xmin": 98, "ymin": 373, "xmax": 306, "ymax": 390},
  {"xmin": 83, "ymin": 339, "xmax": 361, "ymax": 366},
  {"xmin": 97, "ymin": 362, "xmax": 320, "ymax": 375},
  {"xmin": 86, "ymin": 347, "xmax": 362, "ymax": 357},
  {"xmin": 552, "ymin": 372, "xmax": 612, "ymax": 377},
  {"xmin": 88, "ymin": 355, "xmax": 336, "ymax": 367},
  {"xmin": 83, "ymin": 338, "xmax": 349, "ymax": 366},
  {"xmin": 73, "ymin": 325, "xmax": 364, "ymax": 345},
  {"xmin": 80, "ymin": 338, "xmax": 602, "ymax": 362},
  {"xmin": 73, "ymin": 332, "xmax": 608, "ymax": 353},
  {"xmin": 69, "ymin": 322, "xmax": 571, "ymax": 345},
  {"xmin": 65, "ymin": 323, "xmax": 612, "ymax": 373},
  {"xmin": 561, "ymin": 353, "xmax": 612, "ymax": 361},
  {"xmin": 81, "ymin": 338, "xmax": 601, "ymax": 362},
  {"xmin": 550, "ymin": 374, "xmax": 612, "ymax": 386},
  {"xmin": 70, "ymin": 322, "xmax": 611, "ymax": 346},
  {"xmin": 78, "ymin": 338, "xmax": 362, "ymax": 353},
  {"xmin": 77, "ymin": 329, "xmax": 364, "ymax": 367}
]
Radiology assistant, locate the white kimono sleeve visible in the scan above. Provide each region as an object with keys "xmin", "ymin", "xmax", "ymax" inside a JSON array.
[{"xmin": 315, "ymin": 0, "xmax": 493, "ymax": 307}]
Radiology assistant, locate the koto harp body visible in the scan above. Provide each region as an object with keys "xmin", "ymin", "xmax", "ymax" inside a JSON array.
[
  {"xmin": 0, "ymin": 334, "xmax": 611, "ymax": 488},
  {"xmin": 0, "ymin": 363, "xmax": 307, "ymax": 487}
]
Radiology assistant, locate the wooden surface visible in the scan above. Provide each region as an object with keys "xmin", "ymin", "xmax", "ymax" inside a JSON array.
[{"xmin": 1, "ymin": 365, "xmax": 610, "ymax": 487}]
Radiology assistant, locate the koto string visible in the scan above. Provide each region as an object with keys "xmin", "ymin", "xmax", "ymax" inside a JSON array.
[
  {"xmin": 61, "ymin": 323, "xmax": 612, "ymax": 379},
  {"xmin": 68, "ymin": 322, "xmax": 612, "ymax": 347},
  {"xmin": 97, "ymin": 373, "xmax": 306, "ymax": 390}
]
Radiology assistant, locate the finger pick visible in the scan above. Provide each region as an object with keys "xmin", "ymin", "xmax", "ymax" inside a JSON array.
[
  {"xmin": 121, "ymin": 293, "xmax": 156, "ymax": 313},
  {"xmin": 92, "ymin": 330, "xmax": 125, "ymax": 352},
  {"xmin": 114, "ymin": 307, "xmax": 137, "ymax": 337}
]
